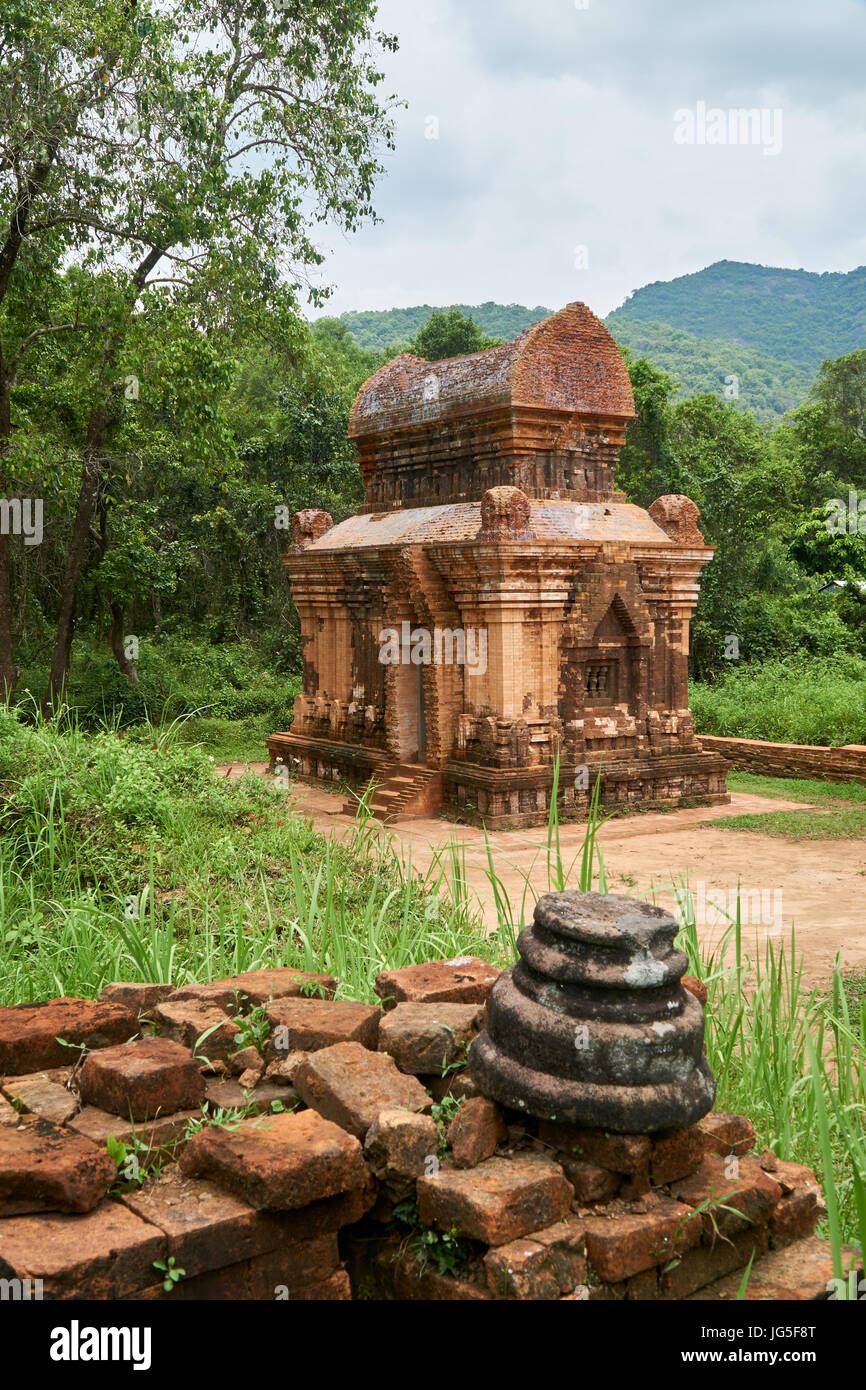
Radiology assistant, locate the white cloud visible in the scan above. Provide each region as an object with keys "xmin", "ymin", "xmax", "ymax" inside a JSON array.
[{"xmin": 310, "ymin": 0, "xmax": 866, "ymax": 319}]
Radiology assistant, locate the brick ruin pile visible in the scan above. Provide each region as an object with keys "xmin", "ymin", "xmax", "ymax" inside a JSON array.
[{"xmin": 0, "ymin": 915, "xmax": 858, "ymax": 1301}]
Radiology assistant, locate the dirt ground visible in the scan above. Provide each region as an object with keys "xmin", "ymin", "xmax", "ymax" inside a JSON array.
[{"xmin": 221, "ymin": 764, "xmax": 866, "ymax": 986}]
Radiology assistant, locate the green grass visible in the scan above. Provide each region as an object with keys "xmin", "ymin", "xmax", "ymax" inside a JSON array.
[
  {"xmin": 713, "ymin": 771, "xmax": 866, "ymax": 839},
  {"xmin": 13, "ymin": 634, "xmax": 300, "ymax": 731},
  {"xmin": 728, "ymin": 772, "xmax": 866, "ymax": 806},
  {"xmin": 692, "ymin": 654, "xmax": 866, "ymax": 746},
  {"xmin": 676, "ymin": 894, "xmax": 866, "ymax": 1262},
  {"xmin": 172, "ymin": 715, "xmax": 276, "ymax": 765},
  {"xmin": 711, "ymin": 807, "xmax": 866, "ymax": 840},
  {"xmin": 0, "ymin": 706, "xmax": 511, "ymax": 1005}
]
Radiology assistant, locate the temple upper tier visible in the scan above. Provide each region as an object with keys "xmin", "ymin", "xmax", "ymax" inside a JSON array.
[{"xmin": 349, "ymin": 303, "xmax": 636, "ymax": 511}]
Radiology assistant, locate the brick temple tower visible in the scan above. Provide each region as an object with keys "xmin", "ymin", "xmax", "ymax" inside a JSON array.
[{"xmin": 267, "ymin": 303, "xmax": 729, "ymax": 826}]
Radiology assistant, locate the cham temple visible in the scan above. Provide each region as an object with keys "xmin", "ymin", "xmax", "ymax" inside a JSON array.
[{"xmin": 267, "ymin": 303, "xmax": 730, "ymax": 827}]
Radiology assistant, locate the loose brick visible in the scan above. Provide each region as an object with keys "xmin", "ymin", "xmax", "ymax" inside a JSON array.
[
  {"xmin": 484, "ymin": 1237, "xmax": 562, "ymax": 1299},
  {"xmin": 120, "ymin": 1168, "xmax": 293, "ymax": 1277},
  {"xmin": 374, "ymin": 957, "xmax": 499, "ymax": 1010},
  {"xmin": 246, "ymin": 1236, "xmax": 341, "ymax": 1298},
  {"xmin": 0, "ymin": 1199, "xmax": 166, "ymax": 1298},
  {"xmin": 179, "ymin": 1107, "xmax": 367, "ymax": 1210},
  {"xmin": 265, "ymin": 998, "xmax": 380, "ymax": 1058},
  {"xmin": 485, "ymin": 1213, "xmax": 588, "ymax": 1299},
  {"xmin": 227, "ymin": 1045, "xmax": 264, "ymax": 1076},
  {"xmin": 670, "ymin": 1154, "xmax": 782, "ymax": 1240},
  {"xmin": 204, "ymin": 1076, "xmax": 290, "ymax": 1111},
  {"xmin": 651, "ymin": 1124, "xmax": 705, "ymax": 1185},
  {"xmin": 417, "ymin": 1154, "xmax": 573, "ymax": 1246},
  {"xmin": 167, "ymin": 967, "xmax": 337, "ymax": 1014},
  {"xmin": 98, "ymin": 982, "xmax": 175, "ymax": 1014},
  {"xmin": 264, "ymin": 1055, "xmax": 307, "ymax": 1086},
  {"xmin": 364, "ymin": 1108, "xmax": 439, "ymax": 1185},
  {"xmin": 659, "ymin": 1228, "xmax": 769, "ymax": 1300},
  {"xmin": 390, "ymin": 1252, "xmax": 493, "ymax": 1301},
  {"xmin": 698, "ymin": 1110, "xmax": 756, "ymax": 1157},
  {"xmin": 290, "ymin": 1268, "xmax": 352, "ymax": 1300},
  {"xmin": 771, "ymin": 1188, "xmax": 820, "ymax": 1248},
  {"xmin": 153, "ymin": 998, "xmax": 237, "ymax": 1061},
  {"xmin": 0, "ymin": 997, "xmax": 137, "ymax": 1073},
  {"xmin": 1, "ymin": 1070, "xmax": 79, "ymax": 1126},
  {"xmin": 627, "ymin": 1266, "xmax": 661, "ymax": 1299},
  {"xmin": 427, "ymin": 1069, "xmax": 481, "ymax": 1103},
  {"xmin": 559, "ymin": 1154, "xmax": 620, "ymax": 1204},
  {"xmin": 68, "ymin": 1105, "xmax": 200, "ymax": 1156},
  {"xmin": 136, "ymin": 1233, "xmax": 345, "ymax": 1301},
  {"xmin": 687, "ymin": 1235, "xmax": 860, "ymax": 1301},
  {"xmin": 0, "ymin": 1115, "xmax": 115, "ymax": 1214},
  {"xmin": 447, "ymin": 1096, "xmax": 506, "ymax": 1169},
  {"xmin": 538, "ymin": 1121, "xmax": 651, "ymax": 1174},
  {"xmin": 120, "ymin": 1162, "xmax": 374, "ymax": 1278},
  {"xmin": 584, "ymin": 1197, "xmax": 703, "ymax": 1282},
  {"xmin": 294, "ymin": 1041, "xmax": 429, "ymax": 1139},
  {"xmin": 531, "ymin": 1215, "xmax": 588, "ymax": 1290},
  {"xmin": 770, "ymin": 1159, "xmax": 822, "ymax": 1198},
  {"xmin": 378, "ymin": 1001, "xmax": 485, "ymax": 1076},
  {"xmin": 79, "ymin": 1037, "xmax": 206, "ymax": 1121}
]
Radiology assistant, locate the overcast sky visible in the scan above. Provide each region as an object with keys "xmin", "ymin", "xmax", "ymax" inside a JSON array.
[{"xmin": 311, "ymin": 0, "xmax": 866, "ymax": 321}]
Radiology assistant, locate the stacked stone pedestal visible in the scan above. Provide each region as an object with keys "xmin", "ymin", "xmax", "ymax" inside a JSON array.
[{"xmin": 469, "ymin": 891, "xmax": 716, "ymax": 1133}]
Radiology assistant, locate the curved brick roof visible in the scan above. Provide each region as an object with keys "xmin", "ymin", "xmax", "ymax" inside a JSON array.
[{"xmin": 348, "ymin": 302, "xmax": 635, "ymax": 437}]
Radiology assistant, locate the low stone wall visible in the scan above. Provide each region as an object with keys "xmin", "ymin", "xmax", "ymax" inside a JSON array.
[
  {"xmin": 0, "ymin": 962, "xmax": 856, "ymax": 1301},
  {"xmin": 699, "ymin": 735, "xmax": 866, "ymax": 785}
]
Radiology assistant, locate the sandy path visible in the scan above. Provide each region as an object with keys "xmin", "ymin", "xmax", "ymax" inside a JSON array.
[{"xmin": 219, "ymin": 763, "xmax": 866, "ymax": 985}]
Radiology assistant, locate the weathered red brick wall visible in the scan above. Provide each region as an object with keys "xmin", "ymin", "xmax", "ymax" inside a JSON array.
[{"xmin": 699, "ymin": 736, "xmax": 866, "ymax": 785}]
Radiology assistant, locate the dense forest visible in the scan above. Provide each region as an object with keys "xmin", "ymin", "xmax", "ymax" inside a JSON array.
[
  {"xmin": 337, "ymin": 301, "xmax": 551, "ymax": 352},
  {"xmin": 607, "ymin": 319, "xmax": 814, "ymax": 422},
  {"xmin": 607, "ymin": 260, "xmax": 866, "ymax": 369}
]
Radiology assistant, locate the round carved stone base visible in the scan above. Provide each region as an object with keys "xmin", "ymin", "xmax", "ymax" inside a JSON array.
[{"xmin": 468, "ymin": 890, "xmax": 716, "ymax": 1133}]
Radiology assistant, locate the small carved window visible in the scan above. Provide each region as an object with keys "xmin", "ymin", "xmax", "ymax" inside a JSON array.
[{"xmin": 585, "ymin": 662, "xmax": 615, "ymax": 703}]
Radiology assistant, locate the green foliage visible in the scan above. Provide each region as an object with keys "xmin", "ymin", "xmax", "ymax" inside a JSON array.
[
  {"xmin": 153, "ymin": 1257, "xmax": 185, "ymax": 1294},
  {"xmin": 232, "ymin": 1002, "xmax": 271, "ymax": 1053},
  {"xmin": 691, "ymin": 654, "xmax": 866, "ymax": 745},
  {"xmin": 410, "ymin": 1224, "xmax": 474, "ymax": 1278},
  {"xmin": 787, "ymin": 509, "xmax": 866, "ymax": 579},
  {"xmin": 615, "ymin": 354, "xmax": 682, "ymax": 505},
  {"xmin": 336, "ymin": 302, "xmax": 550, "ymax": 352},
  {"xmin": 0, "ymin": 708, "xmax": 509, "ymax": 1007},
  {"xmin": 610, "ymin": 317, "xmax": 815, "ymax": 422},
  {"xmin": 607, "ymin": 260, "xmax": 866, "ymax": 371},
  {"xmin": 14, "ymin": 635, "xmax": 301, "ymax": 728},
  {"xmin": 408, "ymin": 308, "xmax": 501, "ymax": 360}
]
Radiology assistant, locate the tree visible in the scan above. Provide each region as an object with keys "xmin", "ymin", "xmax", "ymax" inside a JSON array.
[
  {"xmin": 787, "ymin": 509, "xmax": 866, "ymax": 579},
  {"xmin": 614, "ymin": 354, "xmax": 682, "ymax": 506},
  {"xmin": 409, "ymin": 309, "xmax": 500, "ymax": 360},
  {"xmin": 0, "ymin": 0, "xmax": 399, "ymax": 706},
  {"xmin": 813, "ymin": 349, "xmax": 866, "ymax": 448}
]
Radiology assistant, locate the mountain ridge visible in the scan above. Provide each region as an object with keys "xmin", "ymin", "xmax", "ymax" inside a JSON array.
[{"xmin": 332, "ymin": 261, "xmax": 866, "ymax": 420}]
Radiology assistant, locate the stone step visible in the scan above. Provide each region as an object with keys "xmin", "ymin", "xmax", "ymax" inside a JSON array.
[
  {"xmin": 687, "ymin": 1234, "xmax": 861, "ymax": 1301},
  {"xmin": 344, "ymin": 763, "xmax": 438, "ymax": 821}
]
